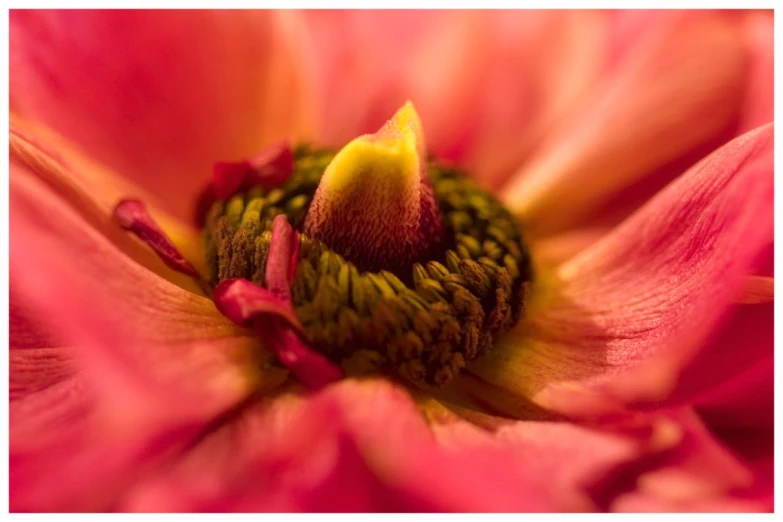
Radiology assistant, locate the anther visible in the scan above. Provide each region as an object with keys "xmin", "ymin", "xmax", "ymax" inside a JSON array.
[{"xmin": 201, "ymin": 146, "xmax": 532, "ymax": 387}]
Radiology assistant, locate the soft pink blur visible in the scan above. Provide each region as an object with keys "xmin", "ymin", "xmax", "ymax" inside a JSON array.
[{"xmin": 9, "ymin": 9, "xmax": 774, "ymax": 513}]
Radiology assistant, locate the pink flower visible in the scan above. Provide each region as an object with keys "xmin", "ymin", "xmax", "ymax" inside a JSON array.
[{"xmin": 9, "ymin": 9, "xmax": 773, "ymax": 512}]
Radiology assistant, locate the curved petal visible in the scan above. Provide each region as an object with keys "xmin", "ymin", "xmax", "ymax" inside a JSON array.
[
  {"xmin": 504, "ymin": 10, "xmax": 748, "ymax": 237},
  {"xmin": 469, "ymin": 124, "xmax": 773, "ymax": 419},
  {"xmin": 120, "ymin": 379, "xmax": 572, "ymax": 512},
  {"xmin": 10, "ymin": 138, "xmax": 289, "ymax": 511},
  {"xmin": 10, "ymin": 124, "xmax": 205, "ymax": 289},
  {"xmin": 695, "ymin": 354, "xmax": 773, "ymax": 430},
  {"xmin": 10, "ymin": 9, "xmax": 314, "ymax": 220},
  {"xmin": 610, "ymin": 411, "xmax": 770, "ymax": 512},
  {"xmin": 427, "ymin": 400, "xmax": 767, "ymax": 512}
]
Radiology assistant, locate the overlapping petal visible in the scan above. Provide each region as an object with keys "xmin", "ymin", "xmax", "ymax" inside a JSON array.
[
  {"xmin": 10, "ymin": 132, "xmax": 288, "ymax": 511},
  {"xmin": 9, "ymin": 125, "xmax": 205, "ymax": 288},
  {"xmin": 119, "ymin": 380, "xmax": 587, "ymax": 512},
  {"xmin": 10, "ymin": 9, "xmax": 314, "ymax": 220},
  {"xmin": 470, "ymin": 124, "xmax": 773, "ymax": 419},
  {"xmin": 504, "ymin": 10, "xmax": 748, "ymax": 237},
  {"xmin": 7, "ymin": 9, "xmax": 774, "ymax": 514},
  {"xmin": 610, "ymin": 411, "xmax": 769, "ymax": 512}
]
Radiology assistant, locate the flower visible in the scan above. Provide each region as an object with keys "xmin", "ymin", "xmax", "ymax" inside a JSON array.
[{"xmin": 9, "ymin": 9, "xmax": 773, "ymax": 512}]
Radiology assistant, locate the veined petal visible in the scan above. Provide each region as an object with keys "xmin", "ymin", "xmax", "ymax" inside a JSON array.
[
  {"xmin": 470, "ymin": 124, "xmax": 773, "ymax": 418},
  {"xmin": 505, "ymin": 11, "xmax": 748, "ymax": 237},
  {"xmin": 10, "ymin": 124, "xmax": 205, "ymax": 290},
  {"xmin": 10, "ymin": 9, "xmax": 314, "ymax": 221},
  {"xmin": 10, "ymin": 144, "xmax": 288, "ymax": 511}
]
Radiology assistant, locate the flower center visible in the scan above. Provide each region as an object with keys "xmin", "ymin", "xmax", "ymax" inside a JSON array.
[{"xmin": 202, "ymin": 146, "xmax": 532, "ymax": 386}]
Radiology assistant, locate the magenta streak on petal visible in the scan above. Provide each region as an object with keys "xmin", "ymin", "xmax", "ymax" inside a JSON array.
[
  {"xmin": 213, "ymin": 141, "xmax": 294, "ymax": 200},
  {"xmin": 113, "ymin": 199, "xmax": 201, "ymax": 279},
  {"xmin": 213, "ymin": 216, "xmax": 343, "ymax": 390}
]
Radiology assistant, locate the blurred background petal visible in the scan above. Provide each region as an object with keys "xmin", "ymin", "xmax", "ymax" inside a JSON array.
[
  {"xmin": 504, "ymin": 10, "xmax": 748, "ymax": 237},
  {"xmin": 10, "ymin": 9, "xmax": 314, "ymax": 220}
]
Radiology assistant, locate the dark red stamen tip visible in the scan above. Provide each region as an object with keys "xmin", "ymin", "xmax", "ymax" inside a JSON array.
[
  {"xmin": 212, "ymin": 216, "xmax": 342, "ymax": 390},
  {"xmin": 213, "ymin": 141, "xmax": 294, "ymax": 200},
  {"xmin": 256, "ymin": 317, "xmax": 344, "ymax": 390},
  {"xmin": 194, "ymin": 142, "xmax": 294, "ymax": 227},
  {"xmin": 213, "ymin": 278, "xmax": 301, "ymax": 332},
  {"xmin": 113, "ymin": 199, "xmax": 201, "ymax": 279}
]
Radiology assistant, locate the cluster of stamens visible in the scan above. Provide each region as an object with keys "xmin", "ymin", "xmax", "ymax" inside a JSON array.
[{"xmin": 203, "ymin": 146, "xmax": 531, "ymax": 386}]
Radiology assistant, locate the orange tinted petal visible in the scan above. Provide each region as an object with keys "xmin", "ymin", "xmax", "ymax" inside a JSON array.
[
  {"xmin": 505, "ymin": 11, "xmax": 747, "ymax": 237},
  {"xmin": 11, "ymin": 9, "xmax": 314, "ymax": 220}
]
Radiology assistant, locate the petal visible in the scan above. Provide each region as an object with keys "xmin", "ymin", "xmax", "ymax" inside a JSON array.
[
  {"xmin": 469, "ymin": 124, "xmax": 773, "ymax": 418},
  {"xmin": 305, "ymin": 10, "xmax": 607, "ymax": 188},
  {"xmin": 737, "ymin": 10, "xmax": 773, "ymax": 132},
  {"xmin": 610, "ymin": 410, "xmax": 770, "ymax": 512},
  {"xmin": 9, "ymin": 124, "xmax": 205, "ymax": 290},
  {"xmin": 10, "ymin": 139, "xmax": 289, "ymax": 511},
  {"xmin": 10, "ymin": 9, "xmax": 314, "ymax": 221},
  {"xmin": 737, "ymin": 275, "xmax": 774, "ymax": 304},
  {"xmin": 9, "ymin": 297, "xmax": 89, "ymax": 443},
  {"xmin": 695, "ymin": 353, "xmax": 773, "ymax": 430},
  {"xmin": 427, "ymin": 401, "xmax": 766, "ymax": 512},
  {"xmin": 504, "ymin": 11, "xmax": 748, "ymax": 237},
  {"xmin": 120, "ymin": 379, "xmax": 568, "ymax": 512}
]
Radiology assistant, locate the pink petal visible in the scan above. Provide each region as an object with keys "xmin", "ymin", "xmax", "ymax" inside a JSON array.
[
  {"xmin": 428, "ymin": 401, "xmax": 766, "ymax": 512},
  {"xmin": 470, "ymin": 124, "xmax": 773, "ymax": 419},
  {"xmin": 305, "ymin": 10, "xmax": 607, "ymax": 188},
  {"xmin": 659, "ymin": 300, "xmax": 773, "ymax": 427},
  {"xmin": 709, "ymin": 426, "xmax": 773, "ymax": 508},
  {"xmin": 9, "ymin": 125, "xmax": 204, "ymax": 291},
  {"xmin": 695, "ymin": 354, "xmax": 773, "ymax": 430},
  {"xmin": 10, "ymin": 10, "xmax": 314, "ymax": 221},
  {"xmin": 120, "ymin": 379, "xmax": 566, "ymax": 512},
  {"xmin": 738, "ymin": 275, "xmax": 774, "ymax": 303},
  {"xmin": 610, "ymin": 410, "xmax": 771, "ymax": 512},
  {"xmin": 737, "ymin": 10, "xmax": 773, "ymax": 132},
  {"xmin": 504, "ymin": 10, "xmax": 748, "ymax": 237},
  {"xmin": 11, "ymin": 136, "xmax": 288, "ymax": 511}
]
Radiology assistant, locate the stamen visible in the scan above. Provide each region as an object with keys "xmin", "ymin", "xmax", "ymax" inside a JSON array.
[
  {"xmin": 202, "ymin": 150, "xmax": 532, "ymax": 387},
  {"xmin": 213, "ymin": 216, "xmax": 343, "ymax": 390},
  {"xmin": 113, "ymin": 199, "xmax": 202, "ymax": 279},
  {"xmin": 194, "ymin": 142, "xmax": 295, "ymax": 227},
  {"xmin": 213, "ymin": 141, "xmax": 294, "ymax": 200}
]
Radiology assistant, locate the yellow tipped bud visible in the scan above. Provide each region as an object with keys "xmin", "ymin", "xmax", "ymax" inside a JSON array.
[{"xmin": 303, "ymin": 102, "xmax": 442, "ymax": 273}]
